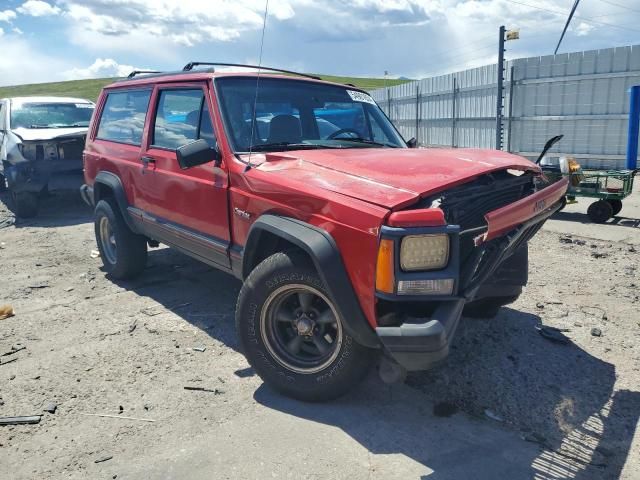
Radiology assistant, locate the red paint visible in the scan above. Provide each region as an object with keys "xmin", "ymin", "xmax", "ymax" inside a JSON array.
[
  {"xmin": 85, "ymin": 71, "xmax": 562, "ymax": 330},
  {"xmin": 482, "ymin": 177, "xmax": 569, "ymax": 242},
  {"xmin": 387, "ymin": 208, "xmax": 446, "ymax": 227}
]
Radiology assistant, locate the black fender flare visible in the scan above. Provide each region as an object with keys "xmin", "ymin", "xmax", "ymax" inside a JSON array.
[
  {"xmin": 93, "ymin": 171, "xmax": 140, "ymax": 233},
  {"xmin": 242, "ymin": 215, "xmax": 380, "ymax": 349}
]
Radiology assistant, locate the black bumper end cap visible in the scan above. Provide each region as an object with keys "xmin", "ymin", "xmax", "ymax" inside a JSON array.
[
  {"xmin": 376, "ymin": 299, "xmax": 465, "ymax": 371},
  {"xmin": 80, "ymin": 184, "xmax": 94, "ymax": 207}
]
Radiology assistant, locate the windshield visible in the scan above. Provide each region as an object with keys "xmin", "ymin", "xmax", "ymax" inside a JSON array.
[
  {"xmin": 215, "ymin": 77, "xmax": 406, "ymax": 153},
  {"xmin": 10, "ymin": 101, "xmax": 94, "ymax": 129}
]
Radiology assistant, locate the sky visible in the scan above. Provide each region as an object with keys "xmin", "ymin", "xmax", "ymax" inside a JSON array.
[{"xmin": 0, "ymin": 0, "xmax": 638, "ymax": 87}]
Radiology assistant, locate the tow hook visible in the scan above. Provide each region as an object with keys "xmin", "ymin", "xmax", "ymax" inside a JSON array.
[{"xmin": 378, "ymin": 355, "xmax": 407, "ymax": 384}]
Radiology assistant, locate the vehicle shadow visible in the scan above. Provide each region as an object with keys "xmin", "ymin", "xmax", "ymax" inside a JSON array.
[
  {"xmin": 112, "ymin": 246, "xmax": 243, "ymax": 353},
  {"xmin": 553, "ymin": 210, "xmax": 640, "ymax": 229},
  {"xmin": 254, "ymin": 306, "xmax": 639, "ymax": 480},
  {"xmin": 108, "ymin": 248, "xmax": 638, "ymax": 479},
  {"xmin": 0, "ymin": 190, "xmax": 92, "ymax": 229}
]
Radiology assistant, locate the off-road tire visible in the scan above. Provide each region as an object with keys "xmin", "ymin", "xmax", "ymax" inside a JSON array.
[
  {"xmin": 10, "ymin": 189, "xmax": 38, "ymax": 218},
  {"xmin": 236, "ymin": 251, "xmax": 373, "ymax": 402},
  {"xmin": 463, "ymin": 295, "xmax": 520, "ymax": 319},
  {"xmin": 94, "ymin": 198, "xmax": 147, "ymax": 279},
  {"xmin": 587, "ymin": 200, "xmax": 613, "ymax": 223},
  {"xmin": 606, "ymin": 199, "xmax": 623, "ymax": 216}
]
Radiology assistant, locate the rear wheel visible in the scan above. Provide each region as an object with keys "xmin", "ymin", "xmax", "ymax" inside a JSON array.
[
  {"xmin": 587, "ymin": 200, "xmax": 613, "ymax": 223},
  {"xmin": 94, "ymin": 198, "xmax": 147, "ymax": 279},
  {"xmin": 236, "ymin": 251, "xmax": 373, "ymax": 401},
  {"xmin": 607, "ymin": 199, "xmax": 623, "ymax": 216},
  {"xmin": 10, "ymin": 189, "xmax": 38, "ymax": 218}
]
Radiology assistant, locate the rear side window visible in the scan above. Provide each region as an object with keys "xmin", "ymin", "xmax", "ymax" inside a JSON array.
[
  {"xmin": 97, "ymin": 90, "xmax": 151, "ymax": 145},
  {"xmin": 152, "ymin": 89, "xmax": 216, "ymax": 149}
]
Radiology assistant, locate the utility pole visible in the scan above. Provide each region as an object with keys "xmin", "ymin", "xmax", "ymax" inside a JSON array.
[
  {"xmin": 496, "ymin": 26, "xmax": 506, "ymax": 150},
  {"xmin": 496, "ymin": 26, "xmax": 519, "ymax": 150},
  {"xmin": 555, "ymin": 0, "xmax": 581, "ymax": 55}
]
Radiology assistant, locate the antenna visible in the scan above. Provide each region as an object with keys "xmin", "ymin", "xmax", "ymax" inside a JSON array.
[{"xmin": 245, "ymin": 0, "xmax": 270, "ymax": 172}]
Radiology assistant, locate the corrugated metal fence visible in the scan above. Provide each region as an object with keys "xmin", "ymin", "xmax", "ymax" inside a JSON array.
[{"xmin": 370, "ymin": 44, "xmax": 640, "ymax": 169}]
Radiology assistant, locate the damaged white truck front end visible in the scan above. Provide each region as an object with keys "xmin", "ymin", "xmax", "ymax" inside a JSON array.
[{"xmin": 0, "ymin": 97, "xmax": 94, "ymax": 218}]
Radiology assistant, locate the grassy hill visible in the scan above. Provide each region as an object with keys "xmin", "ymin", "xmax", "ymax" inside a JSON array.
[{"xmin": 0, "ymin": 74, "xmax": 409, "ymax": 102}]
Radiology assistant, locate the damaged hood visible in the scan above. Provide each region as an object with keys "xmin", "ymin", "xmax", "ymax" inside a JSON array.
[
  {"xmin": 251, "ymin": 148, "xmax": 540, "ymax": 209},
  {"xmin": 11, "ymin": 127, "xmax": 88, "ymax": 142}
]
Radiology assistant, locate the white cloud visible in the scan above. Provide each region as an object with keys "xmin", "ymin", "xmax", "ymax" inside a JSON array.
[
  {"xmin": 17, "ymin": 0, "xmax": 61, "ymax": 17},
  {"xmin": 12, "ymin": 27, "xmax": 24, "ymax": 35},
  {"xmin": 0, "ymin": 27, "xmax": 4, "ymax": 37},
  {"xmin": 59, "ymin": 0, "xmax": 438, "ymax": 49},
  {"xmin": 63, "ymin": 58, "xmax": 144, "ymax": 80},
  {"xmin": 574, "ymin": 22, "xmax": 594, "ymax": 37},
  {"xmin": 0, "ymin": 9, "xmax": 16, "ymax": 22},
  {"xmin": 0, "ymin": 36, "xmax": 70, "ymax": 87}
]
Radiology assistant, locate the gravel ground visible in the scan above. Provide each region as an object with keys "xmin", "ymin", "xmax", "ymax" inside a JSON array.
[{"xmin": 0, "ymin": 191, "xmax": 638, "ymax": 479}]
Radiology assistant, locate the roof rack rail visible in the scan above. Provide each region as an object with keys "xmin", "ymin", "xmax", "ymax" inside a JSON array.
[
  {"xmin": 182, "ymin": 62, "xmax": 321, "ymax": 80},
  {"xmin": 127, "ymin": 70, "xmax": 162, "ymax": 79}
]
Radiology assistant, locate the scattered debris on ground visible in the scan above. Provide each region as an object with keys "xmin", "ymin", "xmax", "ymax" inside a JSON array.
[
  {"xmin": 0, "ymin": 416, "xmax": 41, "ymax": 426},
  {"xmin": 184, "ymin": 386, "xmax": 224, "ymax": 394},
  {"xmin": 0, "ymin": 305, "xmax": 15, "ymax": 320},
  {"xmin": 0, "ymin": 192, "xmax": 638, "ymax": 478}
]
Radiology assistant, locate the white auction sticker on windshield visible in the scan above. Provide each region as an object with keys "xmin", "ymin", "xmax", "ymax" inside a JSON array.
[
  {"xmin": 347, "ymin": 90, "xmax": 376, "ymax": 105},
  {"xmin": 75, "ymin": 103, "xmax": 94, "ymax": 108}
]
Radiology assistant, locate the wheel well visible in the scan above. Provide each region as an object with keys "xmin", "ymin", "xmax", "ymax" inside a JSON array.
[
  {"xmin": 243, "ymin": 230, "xmax": 309, "ymax": 278},
  {"xmin": 94, "ymin": 182, "xmax": 115, "ymax": 202}
]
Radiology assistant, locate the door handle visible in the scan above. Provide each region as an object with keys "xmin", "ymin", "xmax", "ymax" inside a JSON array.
[{"xmin": 141, "ymin": 156, "xmax": 156, "ymax": 168}]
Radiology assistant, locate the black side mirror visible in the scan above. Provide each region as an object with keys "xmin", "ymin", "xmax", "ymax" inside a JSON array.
[
  {"xmin": 407, "ymin": 137, "xmax": 417, "ymax": 148},
  {"xmin": 176, "ymin": 139, "xmax": 220, "ymax": 170}
]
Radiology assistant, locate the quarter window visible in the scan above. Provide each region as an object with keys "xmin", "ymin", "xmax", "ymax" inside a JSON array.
[
  {"xmin": 96, "ymin": 90, "xmax": 151, "ymax": 145},
  {"xmin": 153, "ymin": 89, "xmax": 216, "ymax": 150}
]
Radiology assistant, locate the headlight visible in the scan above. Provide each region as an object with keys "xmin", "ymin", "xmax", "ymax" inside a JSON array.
[{"xmin": 400, "ymin": 234, "xmax": 449, "ymax": 271}]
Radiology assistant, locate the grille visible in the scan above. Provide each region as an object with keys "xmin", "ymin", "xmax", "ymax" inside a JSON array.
[
  {"xmin": 416, "ymin": 170, "xmax": 538, "ymax": 272},
  {"xmin": 434, "ymin": 171, "xmax": 536, "ymax": 231}
]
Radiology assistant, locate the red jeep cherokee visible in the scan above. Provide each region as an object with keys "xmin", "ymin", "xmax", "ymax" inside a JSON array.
[{"xmin": 81, "ymin": 63, "xmax": 568, "ymax": 401}]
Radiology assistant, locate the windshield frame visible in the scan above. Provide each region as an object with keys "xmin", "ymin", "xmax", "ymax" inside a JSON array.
[
  {"xmin": 9, "ymin": 100, "xmax": 95, "ymax": 130},
  {"xmin": 213, "ymin": 75, "xmax": 407, "ymax": 158}
]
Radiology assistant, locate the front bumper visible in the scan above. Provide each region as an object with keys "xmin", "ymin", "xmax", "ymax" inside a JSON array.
[
  {"xmin": 376, "ymin": 198, "xmax": 563, "ymax": 371},
  {"xmin": 5, "ymin": 159, "xmax": 83, "ymax": 193},
  {"xmin": 377, "ymin": 299, "xmax": 464, "ymax": 370}
]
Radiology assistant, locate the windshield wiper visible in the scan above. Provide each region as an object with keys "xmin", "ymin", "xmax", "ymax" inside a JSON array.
[
  {"xmin": 335, "ymin": 137, "xmax": 399, "ymax": 148},
  {"xmin": 28, "ymin": 124, "xmax": 88, "ymax": 129},
  {"xmin": 247, "ymin": 142, "xmax": 341, "ymax": 152}
]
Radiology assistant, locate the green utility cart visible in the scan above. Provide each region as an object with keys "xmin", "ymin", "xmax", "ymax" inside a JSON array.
[{"xmin": 544, "ymin": 169, "xmax": 637, "ymax": 223}]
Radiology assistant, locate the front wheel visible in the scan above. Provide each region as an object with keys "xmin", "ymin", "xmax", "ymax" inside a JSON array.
[
  {"xmin": 94, "ymin": 198, "xmax": 147, "ymax": 279},
  {"xmin": 607, "ymin": 199, "xmax": 623, "ymax": 216},
  {"xmin": 587, "ymin": 200, "xmax": 613, "ymax": 223},
  {"xmin": 10, "ymin": 189, "xmax": 38, "ymax": 218},
  {"xmin": 236, "ymin": 251, "xmax": 373, "ymax": 402}
]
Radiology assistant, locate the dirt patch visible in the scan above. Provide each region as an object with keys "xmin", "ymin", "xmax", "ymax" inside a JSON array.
[{"xmin": 0, "ymin": 191, "xmax": 638, "ymax": 479}]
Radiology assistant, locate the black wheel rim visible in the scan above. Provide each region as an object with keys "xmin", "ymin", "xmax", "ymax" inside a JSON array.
[
  {"xmin": 260, "ymin": 284, "xmax": 343, "ymax": 374},
  {"xmin": 99, "ymin": 216, "xmax": 117, "ymax": 265}
]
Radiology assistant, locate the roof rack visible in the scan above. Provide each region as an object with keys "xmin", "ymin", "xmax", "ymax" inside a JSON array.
[
  {"xmin": 126, "ymin": 70, "xmax": 162, "ymax": 79},
  {"xmin": 182, "ymin": 62, "xmax": 321, "ymax": 80}
]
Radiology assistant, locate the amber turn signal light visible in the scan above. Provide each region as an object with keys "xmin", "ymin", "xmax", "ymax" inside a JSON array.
[{"xmin": 375, "ymin": 239, "xmax": 395, "ymax": 294}]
